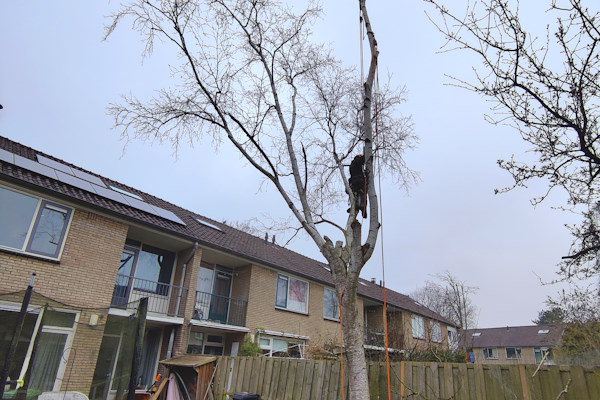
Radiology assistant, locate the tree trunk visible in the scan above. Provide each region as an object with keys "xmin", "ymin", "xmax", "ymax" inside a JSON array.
[{"xmin": 341, "ymin": 276, "xmax": 369, "ymax": 399}]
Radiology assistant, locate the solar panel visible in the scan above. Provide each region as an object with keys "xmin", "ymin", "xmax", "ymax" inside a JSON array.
[
  {"xmin": 37, "ymin": 154, "xmax": 74, "ymax": 175},
  {"xmin": 6, "ymin": 150, "xmax": 186, "ymax": 226},
  {"xmin": 72, "ymin": 169, "xmax": 106, "ymax": 187},
  {"xmin": 14, "ymin": 155, "xmax": 58, "ymax": 180},
  {"xmin": 123, "ymin": 195, "xmax": 160, "ymax": 215},
  {"xmin": 37, "ymin": 154, "xmax": 107, "ymax": 187},
  {"xmin": 56, "ymin": 170, "xmax": 94, "ymax": 192},
  {"xmin": 91, "ymin": 184, "xmax": 129, "ymax": 205},
  {"xmin": 155, "ymin": 208, "xmax": 186, "ymax": 225},
  {"xmin": 0, "ymin": 148, "xmax": 14, "ymax": 164}
]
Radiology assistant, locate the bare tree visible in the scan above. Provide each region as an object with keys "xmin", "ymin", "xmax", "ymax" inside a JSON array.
[
  {"xmin": 411, "ymin": 271, "xmax": 478, "ymax": 329},
  {"xmin": 105, "ymin": 0, "xmax": 416, "ymax": 398},
  {"xmin": 425, "ymin": 0, "xmax": 600, "ymax": 292}
]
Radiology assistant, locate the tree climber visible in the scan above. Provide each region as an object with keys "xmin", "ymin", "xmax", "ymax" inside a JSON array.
[{"xmin": 348, "ymin": 154, "xmax": 367, "ymax": 218}]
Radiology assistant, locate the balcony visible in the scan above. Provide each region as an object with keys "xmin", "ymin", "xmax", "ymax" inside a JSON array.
[
  {"xmin": 193, "ymin": 291, "xmax": 247, "ymax": 327},
  {"xmin": 365, "ymin": 326, "xmax": 386, "ymax": 347},
  {"xmin": 111, "ymin": 274, "xmax": 188, "ymax": 317},
  {"xmin": 364, "ymin": 326, "xmax": 405, "ymax": 349}
]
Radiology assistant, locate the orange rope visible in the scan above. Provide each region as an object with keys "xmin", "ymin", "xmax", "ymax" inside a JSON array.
[
  {"xmin": 339, "ymin": 287, "xmax": 345, "ymax": 400},
  {"xmin": 375, "ymin": 65, "xmax": 392, "ymax": 400}
]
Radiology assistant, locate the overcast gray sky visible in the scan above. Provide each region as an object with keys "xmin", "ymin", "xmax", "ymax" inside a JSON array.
[{"xmin": 0, "ymin": 1, "xmax": 578, "ymax": 328}]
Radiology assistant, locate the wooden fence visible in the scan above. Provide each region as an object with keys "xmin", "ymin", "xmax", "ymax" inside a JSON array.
[{"xmin": 212, "ymin": 357, "xmax": 600, "ymax": 400}]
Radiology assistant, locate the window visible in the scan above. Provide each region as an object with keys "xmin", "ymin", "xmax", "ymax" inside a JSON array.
[
  {"xmin": 0, "ymin": 306, "xmax": 78, "ymax": 393},
  {"xmin": 323, "ymin": 288, "xmax": 340, "ymax": 321},
  {"xmin": 114, "ymin": 242, "xmax": 175, "ymax": 296},
  {"xmin": 0, "ymin": 186, "xmax": 72, "ymax": 258},
  {"xmin": 506, "ymin": 347, "xmax": 522, "ymax": 360},
  {"xmin": 534, "ymin": 347, "xmax": 551, "ymax": 364},
  {"xmin": 412, "ymin": 315, "xmax": 425, "ymax": 339},
  {"xmin": 275, "ymin": 274, "xmax": 308, "ymax": 313},
  {"xmin": 203, "ymin": 335, "xmax": 224, "ymax": 355},
  {"xmin": 259, "ymin": 335, "xmax": 305, "ymax": 358},
  {"xmin": 430, "ymin": 322, "xmax": 442, "ymax": 343},
  {"xmin": 187, "ymin": 331, "xmax": 205, "ymax": 354},
  {"xmin": 483, "ymin": 347, "xmax": 498, "ymax": 360},
  {"xmin": 447, "ymin": 327, "xmax": 458, "ymax": 349}
]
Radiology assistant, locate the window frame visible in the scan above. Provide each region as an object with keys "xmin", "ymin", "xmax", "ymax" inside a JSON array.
[
  {"xmin": 505, "ymin": 347, "xmax": 522, "ymax": 360},
  {"xmin": 259, "ymin": 335, "xmax": 305, "ymax": 358},
  {"xmin": 323, "ymin": 287, "xmax": 340, "ymax": 321},
  {"xmin": 412, "ymin": 315, "xmax": 425, "ymax": 339},
  {"xmin": 275, "ymin": 274, "xmax": 309, "ymax": 314},
  {"xmin": 534, "ymin": 346, "xmax": 551, "ymax": 364},
  {"xmin": 482, "ymin": 347, "xmax": 498, "ymax": 360},
  {"xmin": 0, "ymin": 304, "xmax": 79, "ymax": 392},
  {"xmin": 0, "ymin": 186, "xmax": 73, "ymax": 259},
  {"xmin": 430, "ymin": 321, "xmax": 442, "ymax": 343}
]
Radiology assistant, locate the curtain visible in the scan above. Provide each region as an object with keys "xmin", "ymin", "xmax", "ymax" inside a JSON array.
[{"xmin": 28, "ymin": 332, "xmax": 67, "ymax": 392}]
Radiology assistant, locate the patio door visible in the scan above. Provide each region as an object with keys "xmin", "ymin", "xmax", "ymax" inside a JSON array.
[
  {"xmin": 111, "ymin": 248, "xmax": 137, "ymax": 306},
  {"xmin": 209, "ymin": 270, "xmax": 232, "ymax": 323}
]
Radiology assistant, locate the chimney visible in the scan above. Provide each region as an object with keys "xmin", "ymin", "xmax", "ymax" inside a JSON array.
[
  {"xmin": 264, "ymin": 233, "xmax": 268, "ymax": 242},
  {"xmin": 370, "ymin": 278, "xmax": 376, "ymax": 284},
  {"xmin": 272, "ymin": 235, "xmax": 276, "ymax": 244}
]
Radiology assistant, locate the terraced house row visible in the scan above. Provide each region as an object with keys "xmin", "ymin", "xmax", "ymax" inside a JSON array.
[{"xmin": 0, "ymin": 136, "xmax": 457, "ymax": 400}]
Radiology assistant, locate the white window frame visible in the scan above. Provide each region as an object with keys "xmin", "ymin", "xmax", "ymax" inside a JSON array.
[
  {"xmin": 483, "ymin": 347, "xmax": 498, "ymax": 360},
  {"xmin": 259, "ymin": 335, "xmax": 305, "ymax": 358},
  {"xmin": 430, "ymin": 321, "xmax": 442, "ymax": 343},
  {"xmin": 447, "ymin": 326, "xmax": 458, "ymax": 349},
  {"xmin": 412, "ymin": 315, "xmax": 425, "ymax": 339},
  {"xmin": 0, "ymin": 185, "xmax": 73, "ymax": 259},
  {"xmin": 323, "ymin": 287, "xmax": 340, "ymax": 321},
  {"xmin": 0, "ymin": 304, "xmax": 80, "ymax": 391},
  {"xmin": 275, "ymin": 274, "xmax": 309, "ymax": 314}
]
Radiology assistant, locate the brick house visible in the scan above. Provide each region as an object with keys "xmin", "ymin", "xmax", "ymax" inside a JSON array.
[
  {"xmin": 459, "ymin": 325, "xmax": 566, "ymax": 365},
  {"xmin": 0, "ymin": 136, "xmax": 457, "ymax": 399}
]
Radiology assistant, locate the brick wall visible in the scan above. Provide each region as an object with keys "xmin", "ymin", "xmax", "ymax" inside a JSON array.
[
  {"xmin": 60, "ymin": 311, "xmax": 107, "ymax": 392},
  {"xmin": 245, "ymin": 264, "xmax": 359, "ymax": 347},
  {"xmin": 1, "ymin": 206, "xmax": 129, "ymax": 394}
]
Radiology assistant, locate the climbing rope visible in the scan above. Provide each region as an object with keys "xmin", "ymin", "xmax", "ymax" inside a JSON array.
[
  {"xmin": 374, "ymin": 64, "xmax": 392, "ymax": 400},
  {"xmin": 339, "ymin": 6, "xmax": 392, "ymax": 400}
]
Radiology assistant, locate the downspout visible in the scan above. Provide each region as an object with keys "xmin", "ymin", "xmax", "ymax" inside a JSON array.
[{"xmin": 168, "ymin": 242, "xmax": 198, "ymax": 358}]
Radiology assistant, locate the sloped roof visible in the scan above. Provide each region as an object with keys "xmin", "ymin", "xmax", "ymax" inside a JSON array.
[
  {"xmin": 0, "ymin": 135, "xmax": 455, "ymax": 326},
  {"xmin": 459, "ymin": 324, "xmax": 566, "ymax": 349}
]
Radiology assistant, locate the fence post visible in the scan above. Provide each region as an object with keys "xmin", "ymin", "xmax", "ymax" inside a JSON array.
[
  {"xmin": 400, "ymin": 361, "xmax": 405, "ymax": 399},
  {"xmin": 519, "ymin": 364, "xmax": 530, "ymax": 400}
]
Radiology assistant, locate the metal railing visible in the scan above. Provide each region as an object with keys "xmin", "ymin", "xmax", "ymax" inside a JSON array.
[
  {"xmin": 111, "ymin": 274, "xmax": 188, "ymax": 317},
  {"xmin": 193, "ymin": 291, "xmax": 248, "ymax": 327}
]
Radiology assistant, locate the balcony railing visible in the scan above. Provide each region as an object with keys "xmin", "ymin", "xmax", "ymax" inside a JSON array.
[
  {"xmin": 193, "ymin": 291, "xmax": 247, "ymax": 327},
  {"xmin": 111, "ymin": 274, "xmax": 188, "ymax": 317},
  {"xmin": 364, "ymin": 326, "xmax": 405, "ymax": 349},
  {"xmin": 365, "ymin": 326, "xmax": 386, "ymax": 347}
]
